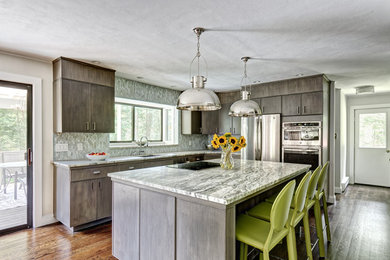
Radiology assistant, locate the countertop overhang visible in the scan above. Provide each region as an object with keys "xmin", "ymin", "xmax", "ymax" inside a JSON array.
[{"xmin": 108, "ymin": 159, "xmax": 310, "ymax": 205}]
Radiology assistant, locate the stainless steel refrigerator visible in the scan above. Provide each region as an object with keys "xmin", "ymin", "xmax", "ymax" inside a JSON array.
[{"xmin": 241, "ymin": 114, "xmax": 281, "ymax": 162}]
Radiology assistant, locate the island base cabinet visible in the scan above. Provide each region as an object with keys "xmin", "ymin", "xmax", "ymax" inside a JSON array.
[
  {"xmin": 112, "ymin": 182, "xmax": 140, "ymax": 260},
  {"xmin": 112, "ymin": 181, "xmax": 235, "ymax": 260},
  {"xmin": 176, "ymin": 199, "xmax": 235, "ymax": 260}
]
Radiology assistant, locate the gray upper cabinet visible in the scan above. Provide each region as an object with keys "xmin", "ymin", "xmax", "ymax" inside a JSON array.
[
  {"xmin": 301, "ymin": 91, "xmax": 323, "ymax": 115},
  {"xmin": 53, "ymin": 57, "xmax": 115, "ymax": 133},
  {"xmin": 60, "ymin": 79, "xmax": 91, "ymax": 132},
  {"xmin": 90, "ymin": 84, "xmax": 115, "ymax": 132},
  {"xmin": 261, "ymin": 96, "xmax": 282, "ymax": 114},
  {"xmin": 201, "ymin": 111, "xmax": 219, "ymax": 134},
  {"xmin": 181, "ymin": 111, "xmax": 202, "ymax": 135},
  {"xmin": 219, "ymin": 103, "xmax": 232, "ymax": 134},
  {"xmin": 232, "ymin": 116, "xmax": 241, "ymax": 135},
  {"xmin": 282, "ymin": 94, "xmax": 302, "ymax": 116}
]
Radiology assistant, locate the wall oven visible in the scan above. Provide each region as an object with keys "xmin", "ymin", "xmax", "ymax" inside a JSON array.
[{"xmin": 282, "ymin": 122, "xmax": 322, "ymax": 171}]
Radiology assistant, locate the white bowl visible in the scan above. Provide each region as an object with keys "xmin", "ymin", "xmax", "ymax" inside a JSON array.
[{"xmin": 86, "ymin": 153, "xmax": 109, "ymax": 161}]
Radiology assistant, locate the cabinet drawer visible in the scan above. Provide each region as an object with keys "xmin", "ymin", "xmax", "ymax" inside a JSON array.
[
  {"xmin": 71, "ymin": 165, "xmax": 117, "ymax": 182},
  {"xmin": 117, "ymin": 162, "xmax": 144, "ymax": 171}
]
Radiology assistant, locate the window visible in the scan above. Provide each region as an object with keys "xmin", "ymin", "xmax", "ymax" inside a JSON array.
[
  {"xmin": 110, "ymin": 98, "xmax": 178, "ymax": 146},
  {"xmin": 359, "ymin": 113, "xmax": 386, "ymax": 148}
]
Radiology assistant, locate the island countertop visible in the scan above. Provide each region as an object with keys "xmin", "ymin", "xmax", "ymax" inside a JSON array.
[{"xmin": 108, "ymin": 159, "xmax": 310, "ymax": 205}]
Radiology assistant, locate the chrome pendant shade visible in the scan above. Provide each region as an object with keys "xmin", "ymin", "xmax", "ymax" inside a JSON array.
[
  {"xmin": 177, "ymin": 28, "xmax": 221, "ymax": 111},
  {"xmin": 229, "ymin": 57, "xmax": 261, "ymax": 117}
]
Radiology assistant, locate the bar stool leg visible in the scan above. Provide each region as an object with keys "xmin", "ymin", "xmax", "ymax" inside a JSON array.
[
  {"xmin": 303, "ymin": 210, "xmax": 313, "ymax": 260},
  {"xmin": 314, "ymin": 199, "xmax": 326, "ymax": 258},
  {"xmin": 322, "ymin": 194, "xmax": 331, "ymax": 242},
  {"xmin": 287, "ymin": 226, "xmax": 298, "ymax": 260}
]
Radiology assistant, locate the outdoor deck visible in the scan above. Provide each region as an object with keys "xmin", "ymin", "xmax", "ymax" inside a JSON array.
[{"xmin": 0, "ymin": 205, "xmax": 26, "ymax": 230}]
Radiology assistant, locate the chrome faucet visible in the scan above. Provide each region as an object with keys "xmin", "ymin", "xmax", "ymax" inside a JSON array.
[{"xmin": 136, "ymin": 136, "xmax": 149, "ymax": 147}]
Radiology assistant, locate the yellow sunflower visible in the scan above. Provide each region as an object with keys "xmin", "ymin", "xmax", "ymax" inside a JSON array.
[
  {"xmin": 213, "ymin": 134, "xmax": 219, "ymax": 141},
  {"xmin": 224, "ymin": 132, "xmax": 232, "ymax": 138},
  {"xmin": 239, "ymin": 136, "xmax": 246, "ymax": 146},
  {"xmin": 217, "ymin": 135, "xmax": 227, "ymax": 146},
  {"xmin": 211, "ymin": 139, "xmax": 219, "ymax": 149},
  {"xmin": 229, "ymin": 136, "xmax": 238, "ymax": 146},
  {"xmin": 240, "ymin": 142, "xmax": 247, "ymax": 148},
  {"xmin": 232, "ymin": 145, "xmax": 242, "ymax": 152}
]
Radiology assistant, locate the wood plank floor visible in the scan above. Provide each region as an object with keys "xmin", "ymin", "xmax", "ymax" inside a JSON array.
[
  {"xmin": 0, "ymin": 184, "xmax": 388, "ymax": 260},
  {"xmin": 0, "ymin": 205, "xmax": 26, "ymax": 230}
]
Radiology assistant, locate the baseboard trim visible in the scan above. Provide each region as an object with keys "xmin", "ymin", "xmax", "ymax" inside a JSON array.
[
  {"xmin": 335, "ymin": 186, "xmax": 342, "ymax": 194},
  {"xmin": 327, "ymin": 194, "xmax": 336, "ymax": 204},
  {"xmin": 341, "ymin": 177, "xmax": 349, "ymax": 192}
]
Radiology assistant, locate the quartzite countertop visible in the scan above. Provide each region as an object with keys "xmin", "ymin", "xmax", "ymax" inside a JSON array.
[
  {"xmin": 108, "ymin": 159, "xmax": 310, "ymax": 205},
  {"xmin": 53, "ymin": 150, "xmax": 221, "ymax": 168}
]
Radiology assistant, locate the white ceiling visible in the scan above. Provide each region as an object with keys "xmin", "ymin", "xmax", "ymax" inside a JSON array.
[{"xmin": 1, "ymin": 0, "xmax": 390, "ymax": 93}]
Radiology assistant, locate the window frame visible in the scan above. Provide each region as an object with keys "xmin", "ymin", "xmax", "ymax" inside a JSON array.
[{"xmin": 110, "ymin": 98, "xmax": 178, "ymax": 147}]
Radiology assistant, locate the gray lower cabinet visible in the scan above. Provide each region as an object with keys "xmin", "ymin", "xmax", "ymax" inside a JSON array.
[
  {"xmin": 70, "ymin": 179, "xmax": 98, "ymax": 227},
  {"xmin": 282, "ymin": 94, "xmax": 302, "ymax": 116},
  {"xmin": 97, "ymin": 177, "xmax": 112, "ymax": 219},
  {"xmin": 201, "ymin": 110, "xmax": 219, "ymax": 134},
  {"xmin": 261, "ymin": 96, "xmax": 282, "ymax": 114},
  {"xmin": 301, "ymin": 91, "xmax": 323, "ymax": 115}
]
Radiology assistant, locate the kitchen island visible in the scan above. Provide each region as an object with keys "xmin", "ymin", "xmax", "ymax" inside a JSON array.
[{"xmin": 108, "ymin": 159, "xmax": 310, "ymax": 260}]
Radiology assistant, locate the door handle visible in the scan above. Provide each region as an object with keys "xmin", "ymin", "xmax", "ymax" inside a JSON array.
[{"xmin": 27, "ymin": 148, "xmax": 33, "ymax": 166}]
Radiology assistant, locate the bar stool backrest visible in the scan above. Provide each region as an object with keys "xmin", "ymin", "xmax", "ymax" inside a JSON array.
[
  {"xmin": 270, "ymin": 180, "xmax": 296, "ymax": 232},
  {"xmin": 307, "ymin": 166, "xmax": 321, "ymax": 200},
  {"xmin": 293, "ymin": 171, "xmax": 311, "ymax": 213},
  {"xmin": 317, "ymin": 162, "xmax": 329, "ymax": 193}
]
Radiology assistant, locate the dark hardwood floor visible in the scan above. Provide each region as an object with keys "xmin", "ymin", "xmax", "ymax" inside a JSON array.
[{"xmin": 0, "ymin": 184, "xmax": 388, "ymax": 260}]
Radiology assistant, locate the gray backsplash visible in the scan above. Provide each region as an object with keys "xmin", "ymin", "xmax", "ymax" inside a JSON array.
[{"xmin": 54, "ymin": 77, "xmax": 209, "ymax": 161}]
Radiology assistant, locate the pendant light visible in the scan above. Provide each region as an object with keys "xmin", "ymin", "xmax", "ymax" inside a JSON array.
[
  {"xmin": 229, "ymin": 57, "xmax": 262, "ymax": 117},
  {"xmin": 177, "ymin": 28, "xmax": 221, "ymax": 111}
]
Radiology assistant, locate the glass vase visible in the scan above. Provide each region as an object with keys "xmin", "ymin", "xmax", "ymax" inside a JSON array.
[{"xmin": 220, "ymin": 148, "xmax": 234, "ymax": 169}]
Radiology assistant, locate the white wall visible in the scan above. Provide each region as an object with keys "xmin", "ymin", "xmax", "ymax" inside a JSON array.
[
  {"xmin": 0, "ymin": 52, "xmax": 54, "ymax": 226},
  {"xmin": 346, "ymin": 92, "xmax": 390, "ymax": 184}
]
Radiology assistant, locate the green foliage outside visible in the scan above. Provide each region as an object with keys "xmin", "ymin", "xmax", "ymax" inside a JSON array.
[
  {"xmin": 0, "ymin": 108, "xmax": 26, "ymax": 151},
  {"xmin": 359, "ymin": 113, "xmax": 386, "ymax": 148}
]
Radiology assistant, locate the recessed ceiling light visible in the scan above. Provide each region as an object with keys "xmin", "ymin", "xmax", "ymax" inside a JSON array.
[
  {"xmin": 136, "ymin": 76, "xmax": 144, "ymax": 79},
  {"xmin": 295, "ymin": 73, "xmax": 304, "ymax": 77},
  {"xmin": 90, "ymin": 61, "xmax": 101, "ymax": 65}
]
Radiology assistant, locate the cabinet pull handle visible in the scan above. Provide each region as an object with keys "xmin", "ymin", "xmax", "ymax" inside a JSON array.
[
  {"xmin": 128, "ymin": 166, "xmax": 135, "ymax": 170},
  {"xmin": 297, "ymin": 106, "xmax": 300, "ymax": 114},
  {"xmin": 233, "ymin": 127, "xmax": 235, "ymax": 134},
  {"xmin": 92, "ymin": 122, "xmax": 96, "ymax": 131},
  {"xmin": 303, "ymin": 106, "xmax": 306, "ymax": 114},
  {"xmin": 99, "ymin": 181, "xmax": 101, "ymax": 189},
  {"xmin": 93, "ymin": 170, "xmax": 101, "ymax": 174},
  {"xmin": 92, "ymin": 182, "xmax": 94, "ymax": 191},
  {"xmin": 262, "ymin": 106, "xmax": 265, "ymax": 113},
  {"xmin": 86, "ymin": 122, "xmax": 90, "ymax": 131}
]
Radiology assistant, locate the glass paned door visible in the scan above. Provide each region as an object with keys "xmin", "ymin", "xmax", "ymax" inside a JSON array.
[
  {"xmin": 355, "ymin": 108, "xmax": 390, "ymax": 187},
  {"xmin": 0, "ymin": 81, "xmax": 32, "ymax": 233}
]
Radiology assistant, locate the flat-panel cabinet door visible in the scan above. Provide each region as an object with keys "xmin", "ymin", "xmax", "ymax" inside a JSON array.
[
  {"xmin": 282, "ymin": 94, "xmax": 301, "ymax": 116},
  {"xmin": 90, "ymin": 84, "xmax": 115, "ymax": 133},
  {"xmin": 261, "ymin": 96, "xmax": 282, "ymax": 114},
  {"xmin": 201, "ymin": 111, "xmax": 219, "ymax": 134},
  {"xmin": 232, "ymin": 116, "xmax": 241, "ymax": 135},
  {"xmin": 97, "ymin": 177, "xmax": 112, "ymax": 219},
  {"xmin": 219, "ymin": 103, "xmax": 232, "ymax": 134},
  {"xmin": 61, "ymin": 79, "xmax": 90, "ymax": 132},
  {"xmin": 301, "ymin": 92, "xmax": 323, "ymax": 115},
  {"xmin": 70, "ymin": 180, "xmax": 97, "ymax": 226}
]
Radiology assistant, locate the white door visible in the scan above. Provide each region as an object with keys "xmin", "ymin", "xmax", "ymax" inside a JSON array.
[{"xmin": 355, "ymin": 108, "xmax": 390, "ymax": 187}]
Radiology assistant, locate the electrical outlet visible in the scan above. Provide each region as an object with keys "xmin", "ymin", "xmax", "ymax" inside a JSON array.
[
  {"xmin": 77, "ymin": 143, "xmax": 83, "ymax": 151},
  {"xmin": 55, "ymin": 143, "xmax": 68, "ymax": 152}
]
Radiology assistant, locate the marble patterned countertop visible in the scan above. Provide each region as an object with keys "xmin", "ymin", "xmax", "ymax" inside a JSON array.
[
  {"xmin": 53, "ymin": 150, "xmax": 222, "ymax": 168},
  {"xmin": 108, "ymin": 159, "xmax": 310, "ymax": 205}
]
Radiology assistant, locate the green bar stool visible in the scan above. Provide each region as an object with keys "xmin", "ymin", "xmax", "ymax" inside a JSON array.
[
  {"xmin": 236, "ymin": 180, "xmax": 296, "ymax": 260},
  {"xmin": 248, "ymin": 171, "xmax": 312, "ymax": 260},
  {"xmin": 314, "ymin": 162, "xmax": 331, "ymax": 258}
]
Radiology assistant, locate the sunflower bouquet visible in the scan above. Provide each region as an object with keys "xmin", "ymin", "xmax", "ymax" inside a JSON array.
[{"xmin": 211, "ymin": 132, "xmax": 247, "ymax": 169}]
